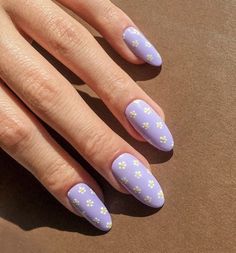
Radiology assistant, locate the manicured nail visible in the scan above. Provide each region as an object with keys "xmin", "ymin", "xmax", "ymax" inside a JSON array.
[
  {"xmin": 125, "ymin": 99, "xmax": 174, "ymax": 151},
  {"xmin": 112, "ymin": 153, "xmax": 165, "ymax": 208},
  {"xmin": 123, "ymin": 26, "xmax": 162, "ymax": 66},
  {"xmin": 67, "ymin": 183, "xmax": 112, "ymax": 231}
]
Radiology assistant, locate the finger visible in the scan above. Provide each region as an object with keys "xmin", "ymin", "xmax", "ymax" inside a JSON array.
[
  {"xmin": 17, "ymin": 27, "xmax": 33, "ymax": 44},
  {"xmin": 6, "ymin": 0, "xmax": 174, "ymax": 151},
  {"xmin": 57, "ymin": 0, "xmax": 162, "ymax": 66},
  {"xmin": 0, "ymin": 83, "xmax": 112, "ymax": 231},
  {"xmin": 0, "ymin": 9, "xmax": 165, "ymax": 208}
]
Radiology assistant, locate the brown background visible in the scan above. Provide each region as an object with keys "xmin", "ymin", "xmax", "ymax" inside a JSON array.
[{"xmin": 0, "ymin": 0, "xmax": 235, "ymax": 252}]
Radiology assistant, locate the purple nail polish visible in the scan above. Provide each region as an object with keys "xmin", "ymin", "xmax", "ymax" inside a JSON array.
[
  {"xmin": 123, "ymin": 26, "xmax": 162, "ymax": 66},
  {"xmin": 125, "ymin": 99, "xmax": 174, "ymax": 152},
  {"xmin": 112, "ymin": 153, "xmax": 164, "ymax": 208},
  {"xmin": 67, "ymin": 183, "xmax": 112, "ymax": 231}
]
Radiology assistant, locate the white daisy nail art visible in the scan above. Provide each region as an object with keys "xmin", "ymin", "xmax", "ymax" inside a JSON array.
[
  {"xmin": 68, "ymin": 183, "xmax": 112, "ymax": 231},
  {"xmin": 146, "ymin": 54, "xmax": 153, "ymax": 62},
  {"xmin": 148, "ymin": 180, "xmax": 155, "ymax": 189},
  {"xmin": 100, "ymin": 207, "xmax": 108, "ymax": 215},
  {"xmin": 133, "ymin": 186, "xmax": 142, "ymax": 194},
  {"xmin": 133, "ymin": 160, "xmax": 140, "ymax": 166},
  {"xmin": 78, "ymin": 186, "xmax": 86, "ymax": 194},
  {"xmin": 118, "ymin": 161, "xmax": 127, "ymax": 169},
  {"xmin": 134, "ymin": 171, "xmax": 142, "ymax": 179},
  {"xmin": 160, "ymin": 136, "xmax": 167, "ymax": 144},
  {"xmin": 120, "ymin": 177, "xmax": 129, "ymax": 184},
  {"xmin": 144, "ymin": 196, "xmax": 152, "ymax": 203},
  {"xmin": 86, "ymin": 199, "xmax": 94, "ymax": 207},
  {"xmin": 93, "ymin": 217, "xmax": 100, "ymax": 224},
  {"xmin": 106, "ymin": 222, "xmax": 112, "ymax": 229},
  {"xmin": 144, "ymin": 107, "xmax": 152, "ymax": 114},
  {"xmin": 156, "ymin": 121, "xmax": 163, "ymax": 129},
  {"xmin": 132, "ymin": 40, "xmax": 139, "ymax": 47},
  {"xmin": 72, "ymin": 199, "xmax": 80, "ymax": 206},
  {"xmin": 130, "ymin": 111, "xmax": 137, "ymax": 118},
  {"xmin": 157, "ymin": 190, "xmax": 164, "ymax": 199},
  {"xmin": 142, "ymin": 122, "xmax": 150, "ymax": 129}
]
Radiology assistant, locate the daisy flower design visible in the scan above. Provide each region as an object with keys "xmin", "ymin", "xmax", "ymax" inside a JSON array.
[
  {"xmin": 120, "ymin": 177, "xmax": 128, "ymax": 184},
  {"xmin": 144, "ymin": 196, "xmax": 152, "ymax": 203},
  {"xmin": 157, "ymin": 190, "xmax": 164, "ymax": 199},
  {"xmin": 106, "ymin": 222, "xmax": 112, "ymax": 229},
  {"xmin": 144, "ymin": 107, "xmax": 152, "ymax": 115},
  {"xmin": 133, "ymin": 186, "xmax": 141, "ymax": 194},
  {"xmin": 142, "ymin": 122, "xmax": 150, "ymax": 129},
  {"xmin": 134, "ymin": 171, "xmax": 142, "ymax": 179},
  {"xmin": 72, "ymin": 199, "xmax": 80, "ymax": 207},
  {"xmin": 100, "ymin": 207, "xmax": 108, "ymax": 215},
  {"xmin": 148, "ymin": 180, "xmax": 155, "ymax": 189},
  {"xmin": 133, "ymin": 159, "xmax": 139, "ymax": 166},
  {"xmin": 78, "ymin": 186, "xmax": 86, "ymax": 194},
  {"xmin": 93, "ymin": 217, "xmax": 100, "ymax": 224},
  {"xmin": 132, "ymin": 40, "xmax": 139, "ymax": 47},
  {"xmin": 156, "ymin": 121, "xmax": 163, "ymax": 129},
  {"xmin": 129, "ymin": 110, "xmax": 137, "ymax": 119},
  {"xmin": 86, "ymin": 199, "xmax": 94, "ymax": 207},
  {"xmin": 160, "ymin": 136, "xmax": 167, "ymax": 144},
  {"xmin": 118, "ymin": 161, "xmax": 127, "ymax": 169},
  {"xmin": 146, "ymin": 54, "xmax": 153, "ymax": 62}
]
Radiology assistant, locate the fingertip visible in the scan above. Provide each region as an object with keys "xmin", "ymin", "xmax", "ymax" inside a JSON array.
[{"xmin": 67, "ymin": 183, "xmax": 112, "ymax": 231}]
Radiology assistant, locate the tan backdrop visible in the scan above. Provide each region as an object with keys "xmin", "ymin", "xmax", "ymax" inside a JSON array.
[{"xmin": 0, "ymin": 0, "xmax": 235, "ymax": 252}]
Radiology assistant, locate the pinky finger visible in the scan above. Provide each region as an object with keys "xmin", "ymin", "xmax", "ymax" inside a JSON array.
[{"xmin": 0, "ymin": 82, "xmax": 112, "ymax": 231}]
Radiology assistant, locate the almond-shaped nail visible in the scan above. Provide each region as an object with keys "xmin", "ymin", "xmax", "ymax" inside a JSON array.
[
  {"xmin": 123, "ymin": 26, "xmax": 162, "ymax": 66},
  {"xmin": 125, "ymin": 99, "xmax": 174, "ymax": 152},
  {"xmin": 112, "ymin": 153, "xmax": 165, "ymax": 208},
  {"xmin": 67, "ymin": 183, "xmax": 112, "ymax": 231}
]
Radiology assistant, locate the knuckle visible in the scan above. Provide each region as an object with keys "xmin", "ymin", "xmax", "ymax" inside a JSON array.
[
  {"xmin": 40, "ymin": 159, "xmax": 73, "ymax": 193},
  {"xmin": 21, "ymin": 68, "xmax": 61, "ymax": 113},
  {"xmin": 102, "ymin": 3, "xmax": 120, "ymax": 24},
  {"xmin": 46, "ymin": 15, "xmax": 85, "ymax": 56},
  {"xmin": 81, "ymin": 127, "xmax": 115, "ymax": 160},
  {"xmin": 0, "ymin": 116, "xmax": 33, "ymax": 151},
  {"xmin": 103, "ymin": 74, "xmax": 130, "ymax": 103}
]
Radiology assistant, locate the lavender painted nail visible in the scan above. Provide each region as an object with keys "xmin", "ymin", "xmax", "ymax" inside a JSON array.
[
  {"xmin": 125, "ymin": 99, "xmax": 174, "ymax": 152},
  {"xmin": 123, "ymin": 26, "xmax": 162, "ymax": 66},
  {"xmin": 67, "ymin": 183, "xmax": 112, "ymax": 231},
  {"xmin": 112, "ymin": 153, "xmax": 164, "ymax": 208}
]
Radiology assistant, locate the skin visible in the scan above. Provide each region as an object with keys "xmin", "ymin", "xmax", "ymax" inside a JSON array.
[{"xmin": 0, "ymin": 0, "xmax": 165, "ymax": 217}]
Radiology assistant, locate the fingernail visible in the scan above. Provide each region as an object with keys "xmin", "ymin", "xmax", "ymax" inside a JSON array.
[
  {"xmin": 125, "ymin": 99, "xmax": 174, "ymax": 152},
  {"xmin": 67, "ymin": 183, "xmax": 112, "ymax": 231},
  {"xmin": 112, "ymin": 153, "xmax": 165, "ymax": 208},
  {"xmin": 123, "ymin": 26, "xmax": 162, "ymax": 66}
]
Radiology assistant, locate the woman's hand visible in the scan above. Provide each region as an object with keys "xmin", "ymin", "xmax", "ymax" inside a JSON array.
[{"xmin": 0, "ymin": 0, "xmax": 173, "ymax": 231}]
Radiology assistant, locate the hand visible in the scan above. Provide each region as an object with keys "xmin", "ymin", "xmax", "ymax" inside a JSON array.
[{"xmin": 0, "ymin": 0, "xmax": 174, "ymax": 231}]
